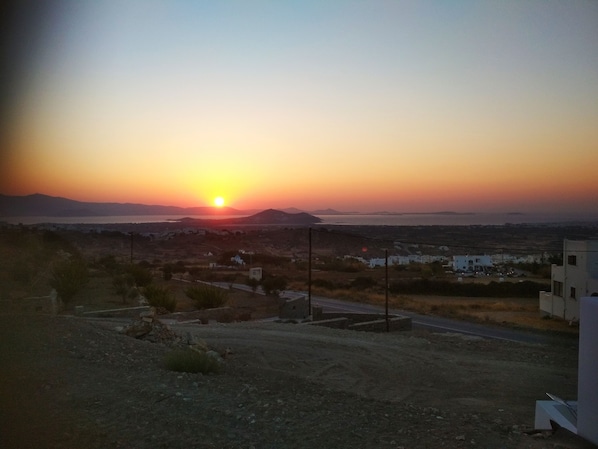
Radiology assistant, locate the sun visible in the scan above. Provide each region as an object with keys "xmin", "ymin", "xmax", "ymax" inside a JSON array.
[{"xmin": 214, "ymin": 196, "xmax": 225, "ymax": 208}]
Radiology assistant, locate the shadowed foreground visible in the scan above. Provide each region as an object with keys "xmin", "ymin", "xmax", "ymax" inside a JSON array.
[{"xmin": 0, "ymin": 314, "xmax": 588, "ymax": 449}]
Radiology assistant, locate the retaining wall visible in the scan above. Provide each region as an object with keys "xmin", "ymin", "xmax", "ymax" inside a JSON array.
[{"xmin": 311, "ymin": 305, "xmax": 412, "ymax": 332}]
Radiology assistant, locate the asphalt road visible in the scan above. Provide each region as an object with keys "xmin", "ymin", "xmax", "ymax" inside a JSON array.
[
  {"xmin": 198, "ymin": 281, "xmax": 576, "ymax": 346},
  {"xmin": 298, "ymin": 292, "xmax": 575, "ymax": 346}
]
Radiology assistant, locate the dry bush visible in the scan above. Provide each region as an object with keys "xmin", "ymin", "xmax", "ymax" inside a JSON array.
[
  {"xmin": 162, "ymin": 349, "xmax": 221, "ymax": 374},
  {"xmin": 186, "ymin": 285, "xmax": 228, "ymax": 310}
]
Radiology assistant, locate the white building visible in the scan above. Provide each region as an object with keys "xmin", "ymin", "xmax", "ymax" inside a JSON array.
[
  {"xmin": 368, "ymin": 255, "xmax": 409, "ymax": 268},
  {"xmin": 539, "ymin": 240, "xmax": 598, "ymax": 321},
  {"xmin": 452, "ymin": 255, "xmax": 493, "ymax": 272},
  {"xmin": 368, "ymin": 255, "xmax": 448, "ymax": 268},
  {"xmin": 248, "ymin": 267, "xmax": 263, "ymax": 281},
  {"xmin": 490, "ymin": 253, "xmax": 545, "ymax": 264},
  {"xmin": 231, "ymin": 255, "xmax": 245, "ymax": 265}
]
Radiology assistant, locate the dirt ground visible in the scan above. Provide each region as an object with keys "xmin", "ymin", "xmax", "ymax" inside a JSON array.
[{"xmin": 0, "ymin": 313, "xmax": 589, "ymax": 449}]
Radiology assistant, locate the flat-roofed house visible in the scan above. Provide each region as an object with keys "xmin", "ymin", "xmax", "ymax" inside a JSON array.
[
  {"xmin": 539, "ymin": 240, "xmax": 598, "ymax": 321},
  {"xmin": 452, "ymin": 255, "xmax": 493, "ymax": 272}
]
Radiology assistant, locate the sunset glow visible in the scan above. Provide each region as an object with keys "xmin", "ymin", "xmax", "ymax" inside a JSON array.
[{"xmin": 2, "ymin": 1, "xmax": 597, "ymax": 215}]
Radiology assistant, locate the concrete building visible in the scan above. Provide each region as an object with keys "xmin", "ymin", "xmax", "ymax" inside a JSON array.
[
  {"xmin": 539, "ymin": 240, "xmax": 598, "ymax": 321},
  {"xmin": 248, "ymin": 267, "xmax": 263, "ymax": 281},
  {"xmin": 452, "ymin": 255, "xmax": 493, "ymax": 272}
]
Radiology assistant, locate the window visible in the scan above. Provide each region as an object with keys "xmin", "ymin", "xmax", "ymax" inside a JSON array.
[
  {"xmin": 570, "ymin": 287, "xmax": 576, "ymax": 299},
  {"xmin": 553, "ymin": 281, "xmax": 563, "ymax": 297},
  {"xmin": 567, "ymin": 255, "xmax": 577, "ymax": 266}
]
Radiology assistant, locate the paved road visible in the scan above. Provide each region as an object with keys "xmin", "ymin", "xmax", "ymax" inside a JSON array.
[
  {"xmin": 290, "ymin": 291, "xmax": 576, "ymax": 346},
  {"xmin": 185, "ymin": 281, "xmax": 576, "ymax": 346}
]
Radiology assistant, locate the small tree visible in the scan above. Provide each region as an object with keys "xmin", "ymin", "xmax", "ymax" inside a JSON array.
[
  {"xmin": 112, "ymin": 272, "xmax": 135, "ymax": 303},
  {"xmin": 162, "ymin": 263, "xmax": 173, "ymax": 281},
  {"xmin": 127, "ymin": 264, "xmax": 153, "ymax": 287},
  {"xmin": 49, "ymin": 257, "xmax": 89, "ymax": 305},
  {"xmin": 245, "ymin": 277, "xmax": 260, "ymax": 296},
  {"xmin": 261, "ymin": 276, "xmax": 287, "ymax": 296},
  {"xmin": 186, "ymin": 285, "xmax": 228, "ymax": 309},
  {"xmin": 223, "ymin": 274, "xmax": 237, "ymax": 289},
  {"xmin": 98, "ymin": 254, "xmax": 121, "ymax": 274},
  {"xmin": 350, "ymin": 276, "xmax": 377, "ymax": 290}
]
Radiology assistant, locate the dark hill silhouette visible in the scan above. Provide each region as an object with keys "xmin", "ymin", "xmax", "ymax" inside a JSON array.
[
  {"xmin": 0, "ymin": 193, "xmax": 246, "ymax": 217},
  {"xmin": 240, "ymin": 209, "xmax": 321, "ymax": 225},
  {"xmin": 179, "ymin": 208, "xmax": 321, "ymax": 226},
  {"xmin": 0, "ymin": 194, "xmax": 321, "ymax": 226}
]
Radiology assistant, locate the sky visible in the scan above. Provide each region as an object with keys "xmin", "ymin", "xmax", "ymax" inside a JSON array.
[{"xmin": 2, "ymin": 0, "xmax": 597, "ymax": 214}]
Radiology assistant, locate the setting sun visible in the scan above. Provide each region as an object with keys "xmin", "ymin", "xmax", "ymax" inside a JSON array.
[{"xmin": 2, "ymin": 2, "xmax": 597, "ymax": 216}]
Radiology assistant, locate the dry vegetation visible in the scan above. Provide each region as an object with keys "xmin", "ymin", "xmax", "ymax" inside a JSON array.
[
  {"xmin": 1, "ymin": 223, "xmax": 593, "ymax": 448},
  {"xmin": 1, "ymin": 223, "xmax": 589, "ymax": 337}
]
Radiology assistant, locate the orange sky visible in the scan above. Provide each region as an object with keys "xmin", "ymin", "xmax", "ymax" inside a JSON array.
[{"xmin": 2, "ymin": 1, "xmax": 598, "ymax": 214}]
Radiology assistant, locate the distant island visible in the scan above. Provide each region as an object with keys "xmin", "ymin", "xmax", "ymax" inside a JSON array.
[
  {"xmin": 178, "ymin": 209, "xmax": 321, "ymax": 226},
  {"xmin": 370, "ymin": 211, "xmax": 475, "ymax": 216}
]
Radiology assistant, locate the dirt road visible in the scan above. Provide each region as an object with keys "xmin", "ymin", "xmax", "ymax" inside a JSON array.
[{"xmin": 0, "ymin": 314, "xmax": 587, "ymax": 449}]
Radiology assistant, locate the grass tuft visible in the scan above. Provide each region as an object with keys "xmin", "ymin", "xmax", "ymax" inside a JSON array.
[{"xmin": 162, "ymin": 349, "xmax": 222, "ymax": 374}]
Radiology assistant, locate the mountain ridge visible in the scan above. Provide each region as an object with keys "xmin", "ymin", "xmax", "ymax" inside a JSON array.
[
  {"xmin": 0, "ymin": 193, "xmax": 248, "ymax": 217},
  {"xmin": 0, "ymin": 193, "xmax": 481, "ymax": 218},
  {"xmin": 0, "ymin": 193, "xmax": 354, "ymax": 217}
]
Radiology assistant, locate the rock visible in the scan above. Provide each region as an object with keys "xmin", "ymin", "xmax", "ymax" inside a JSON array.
[
  {"xmin": 139, "ymin": 307, "xmax": 156, "ymax": 319},
  {"xmin": 123, "ymin": 321, "xmax": 152, "ymax": 338},
  {"xmin": 206, "ymin": 350, "xmax": 224, "ymax": 364},
  {"xmin": 121, "ymin": 315, "xmax": 179, "ymax": 343},
  {"xmin": 186, "ymin": 334, "xmax": 209, "ymax": 350}
]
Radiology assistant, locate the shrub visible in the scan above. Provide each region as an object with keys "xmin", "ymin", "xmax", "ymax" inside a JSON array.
[
  {"xmin": 112, "ymin": 272, "xmax": 134, "ymax": 303},
  {"xmin": 98, "ymin": 254, "xmax": 121, "ymax": 274},
  {"xmin": 127, "ymin": 264, "xmax": 153, "ymax": 287},
  {"xmin": 186, "ymin": 285, "xmax": 228, "ymax": 309},
  {"xmin": 350, "ymin": 276, "xmax": 377, "ymax": 290},
  {"xmin": 261, "ymin": 275, "xmax": 287, "ymax": 296},
  {"xmin": 245, "ymin": 277, "xmax": 260, "ymax": 294},
  {"xmin": 173, "ymin": 260, "xmax": 187, "ymax": 273},
  {"xmin": 251, "ymin": 253, "xmax": 290, "ymax": 265},
  {"xmin": 162, "ymin": 349, "xmax": 221, "ymax": 374},
  {"xmin": 388, "ymin": 279, "xmax": 549, "ymax": 298},
  {"xmin": 143, "ymin": 285, "xmax": 176, "ymax": 312},
  {"xmin": 49, "ymin": 257, "xmax": 89, "ymax": 305},
  {"xmin": 312, "ymin": 278, "xmax": 336, "ymax": 290},
  {"xmin": 162, "ymin": 264, "xmax": 173, "ymax": 280}
]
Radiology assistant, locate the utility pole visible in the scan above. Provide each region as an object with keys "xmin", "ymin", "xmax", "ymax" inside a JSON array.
[
  {"xmin": 563, "ymin": 239, "xmax": 567, "ymax": 320},
  {"xmin": 308, "ymin": 227, "xmax": 312, "ymax": 315},
  {"xmin": 385, "ymin": 249, "xmax": 389, "ymax": 332},
  {"xmin": 130, "ymin": 232, "xmax": 134, "ymax": 264}
]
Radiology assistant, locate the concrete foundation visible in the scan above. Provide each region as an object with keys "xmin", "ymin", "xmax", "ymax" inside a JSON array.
[
  {"xmin": 304, "ymin": 317, "xmax": 349, "ymax": 329},
  {"xmin": 279, "ymin": 296, "xmax": 309, "ymax": 320},
  {"xmin": 311, "ymin": 305, "xmax": 412, "ymax": 333}
]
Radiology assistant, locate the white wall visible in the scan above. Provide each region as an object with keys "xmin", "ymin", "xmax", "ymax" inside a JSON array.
[{"xmin": 578, "ymin": 296, "xmax": 598, "ymax": 445}]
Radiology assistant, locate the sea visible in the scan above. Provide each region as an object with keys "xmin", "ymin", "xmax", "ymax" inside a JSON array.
[{"xmin": 3, "ymin": 212, "xmax": 598, "ymax": 227}]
